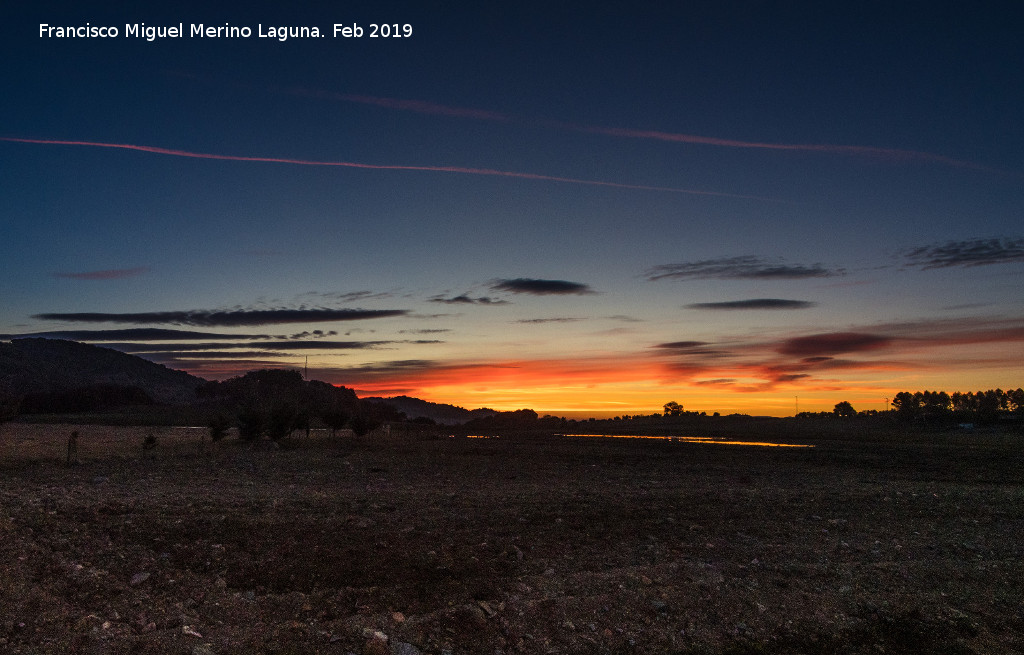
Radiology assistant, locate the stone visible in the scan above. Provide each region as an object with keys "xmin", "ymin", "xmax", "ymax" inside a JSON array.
[{"xmin": 364, "ymin": 633, "xmax": 389, "ymax": 655}]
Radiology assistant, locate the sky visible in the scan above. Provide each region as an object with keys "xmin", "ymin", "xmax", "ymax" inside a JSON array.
[{"xmin": 2, "ymin": 1, "xmax": 1023, "ymax": 417}]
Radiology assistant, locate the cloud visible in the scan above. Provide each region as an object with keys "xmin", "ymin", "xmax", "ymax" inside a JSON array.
[
  {"xmin": 52, "ymin": 267, "xmax": 148, "ymax": 280},
  {"xmin": 1, "ymin": 137, "xmax": 767, "ymax": 199},
  {"xmin": 653, "ymin": 341, "xmax": 710, "ymax": 350},
  {"xmin": 902, "ymin": 238, "xmax": 1024, "ymax": 269},
  {"xmin": 515, "ymin": 317, "xmax": 585, "ymax": 324},
  {"xmin": 429, "ymin": 294, "xmax": 509, "ymax": 305},
  {"xmin": 110, "ymin": 340, "xmax": 394, "ymax": 352},
  {"xmin": 139, "ymin": 350, "xmax": 291, "ymax": 359},
  {"xmin": 253, "ymin": 340, "xmax": 392, "ymax": 350},
  {"xmin": 0, "ymin": 328, "xmax": 267, "ymax": 341},
  {"xmin": 287, "ymin": 330, "xmax": 338, "ymax": 339},
  {"xmin": 646, "ymin": 256, "xmax": 844, "ymax": 281},
  {"xmin": 298, "ymin": 290, "xmax": 395, "ymax": 303},
  {"xmin": 490, "ymin": 278, "xmax": 595, "ymax": 295},
  {"xmin": 398, "ymin": 329, "xmax": 452, "ymax": 334},
  {"xmin": 777, "ymin": 332, "xmax": 893, "ymax": 357},
  {"xmin": 280, "ymin": 86, "xmax": 1003, "ymax": 174},
  {"xmin": 31, "ymin": 308, "xmax": 409, "ymax": 326},
  {"xmin": 555, "ymin": 123, "xmax": 1004, "ymax": 173},
  {"xmin": 685, "ymin": 299, "xmax": 817, "ymax": 310},
  {"xmin": 300, "ymin": 89, "xmax": 512, "ymax": 122}
]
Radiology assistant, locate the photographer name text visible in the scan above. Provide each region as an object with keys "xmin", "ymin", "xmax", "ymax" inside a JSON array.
[{"xmin": 39, "ymin": 22, "xmax": 412, "ymax": 42}]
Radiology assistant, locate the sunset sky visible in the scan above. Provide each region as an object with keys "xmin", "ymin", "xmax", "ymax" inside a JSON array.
[{"xmin": 2, "ymin": 2, "xmax": 1022, "ymax": 416}]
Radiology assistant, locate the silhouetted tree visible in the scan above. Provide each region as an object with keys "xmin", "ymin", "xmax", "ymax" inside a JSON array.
[
  {"xmin": 236, "ymin": 406, "xmax": 265, "ymax": 441},
  {"xmin": 663, "ymin": 401, "xmax": 683, "ymax": 416},
  {"xmin": 266, "ymin": 403, "xmax": 299, "ymax": 441},
  {"xmin": 349, "ymin": 415, "xmax": 381, "ymax": 437},
  {"xmin": 321, "ymin": 407, "xmax": 350, "ymax": 437},
  {"xmin": 833, "ymin": 401, "xmax": 856, "ymax": 418}
]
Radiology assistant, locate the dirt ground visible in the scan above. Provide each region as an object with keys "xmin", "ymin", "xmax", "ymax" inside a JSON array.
[{"xmin": 0, "ymin": 423, "xmax": 1022, "ymax": 654}]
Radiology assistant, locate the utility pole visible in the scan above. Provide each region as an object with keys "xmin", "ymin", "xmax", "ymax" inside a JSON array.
[{"xmin": 304, "ymin": 355, "xmax": 308, "ymax": 381}]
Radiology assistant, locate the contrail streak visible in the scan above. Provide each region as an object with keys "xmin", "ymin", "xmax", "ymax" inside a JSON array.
[
  {"xmin": 0, "ymin": 137, "xmax": 768, "ymax": 199},
  {"xmin": 294, "ymin": 88, "xmax": 1006, "ymax": 174},
  {"xmin": 548, "ymin": 122, "xmax": 1003, "ymax": 173}
]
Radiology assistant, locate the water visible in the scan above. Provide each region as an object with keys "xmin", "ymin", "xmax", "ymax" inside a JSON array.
[{"xmin": 554, "ymin": 433, "xmax": 813, "ymax": 448}]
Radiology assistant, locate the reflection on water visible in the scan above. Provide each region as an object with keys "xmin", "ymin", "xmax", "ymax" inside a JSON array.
[{"xmin": 555, "ymin": 434, "xmax": 813, "ymax": 448}]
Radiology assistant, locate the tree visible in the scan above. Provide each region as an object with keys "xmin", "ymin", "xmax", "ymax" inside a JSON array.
[
  {"xmin": 266, "ymin": 403, "xmax": 301, "ymax": 441},
  {"xmin": 236, "ymin": 406, "xmax": 266, "ymax": 441},
  {"xmin": 663, "ymin": 401, "xmax": 683, "ymax": 417},
  {"xmin": 833, "ymin": 401, "xmax": 856, "ymax": 418},
  {"xmin": 321, "ymin": 407, "xmax": 351, "ymax": 437},
  {"xmin": 349, "ymin": 415, "xmax": 381, "ymax": 437}
]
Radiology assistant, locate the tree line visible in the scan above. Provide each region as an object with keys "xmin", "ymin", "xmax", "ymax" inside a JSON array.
[{"xmin": 814, "ymin": 388, "xmax": 1024, "ymax": 424}]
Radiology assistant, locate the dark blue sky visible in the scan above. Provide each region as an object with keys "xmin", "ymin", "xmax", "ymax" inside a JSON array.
[{"xmin": 3, "ymin": 1, "xmax": 1022, "ymax": 415}]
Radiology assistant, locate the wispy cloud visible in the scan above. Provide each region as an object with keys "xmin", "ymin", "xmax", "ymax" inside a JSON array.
[
  {"xmin": 685, "ymin": 299, "xmax": 817, "ymax": 310},
  {"xmin": 902, "ymin": 237, "xmax": 1024, "ymax": 269},
  {"xmin": 490, "ymin": 278, "xmax": 595, "ymax": 295},
  {"xmin": 653, "ymin": 341, "xmax": 711, "ymax": 350},
  {"xmin": 429, "ymin": 294, "xmax": 509, "ymax": 305},
  {"xmin": 776, "ymin": 332, "xmax": 893, "ymax": 357},
  {"xmin": 646, "ymin": 256, "xmax": 844, "ymax": 281},
  {"xmin": 109, "ymin": 340, "xmax": 392, "ymax": 352},
  {"xmin": 0, "ymin": 328, "xmax": 267, "ymax": 341},
  {"xmin": 276, "ymin": 87, "xmax": 1003, "ymax": 173},
  {"xmin": 291, "ymin": 88, "xmax": 512, "ymax": 121},
  {"xmin": 398, "ymin": 329, "xmax": 452, "ymax": 334},
  {"xmin": 515, "ymin": 317, "xmax": 585, "ymax": 324},
  {"xmin": 552, "ymin": 122, "xmax": 1005, "ymax": 173},
  {"xmin": 287, "ymin": 330, "xmax": 338, "ymax": 339},
  {"xmin": 32, "ymin": 308, "xmax": 408, "ymax": 326},
  {"xmin": 1, "ymin": 137, "xmax": 765, "ymax": 199},
  {"xmin": 52, "ymin": 267, "xmax": 148, "ymax": 280}
]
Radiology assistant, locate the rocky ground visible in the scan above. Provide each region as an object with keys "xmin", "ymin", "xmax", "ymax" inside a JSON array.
[{"xmin": 1, "ymin": 423, "xmax": 1022, "ymax": 654}]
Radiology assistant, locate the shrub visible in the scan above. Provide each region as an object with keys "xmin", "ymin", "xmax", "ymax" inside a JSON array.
[
  {"xmin": 266, "ymin": 403, "xmax": 299, "ymax": 441},
  {"xmin": 322, "ymin": 408, "xmax": 350, "ymax": 436},
  {"xmin": 207, "ymin": 413, "xmax": 231, "ymax": 441},
  {"xmin": 349, "ymin": 415, "xmax": 381, "ymax": 437},
  {"xmin": 236, "ymin": 406, "xmax": 266, "ymax": 441}
]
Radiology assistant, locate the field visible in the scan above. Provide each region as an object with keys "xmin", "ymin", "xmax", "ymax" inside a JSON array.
[{"xmin": 1, "ymin": 423, "xmax": 1022, "ymax": 654}]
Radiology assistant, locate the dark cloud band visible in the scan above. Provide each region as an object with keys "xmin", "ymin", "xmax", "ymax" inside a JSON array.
[
  {"xmin": 686, "ymin": 299, "xmax": 817, "ymax": 310},
  {"xmin": 646, "ymin": 256, "xmax": 843, "ymax": 281},
  {"xmin": 903, "ymin": 238, "xmax": 1024, "ymax": 269},
  {"xmin": 31, "ymin": 308, "xmax": 408, "ymax": 326},
  {"xmin": 778, "ymin": 332, "xmax": 892, "ymax": 357},
  {"xmin": 490, "ymin": 278, "xmax": 594, "ymax": 295},
  {"xmin": 0, "ymin": 328, "xmax": 266, "ymax": 341},
  {"xmin": 429, "ymin": 295, "xmax": 509, "ymax": 305},
  {"xmin": 52, "ymin": 267, "xmax": 149, "ymax": 280}
]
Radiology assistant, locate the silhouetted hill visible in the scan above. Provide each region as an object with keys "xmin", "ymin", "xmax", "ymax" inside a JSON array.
[
  {"xmin": 363, "ymin": 395, "xmax": 496, "ymax": 425},
  {"xmin": 0, "ymin": 338, "xmax": 205, "ymax": 405}
]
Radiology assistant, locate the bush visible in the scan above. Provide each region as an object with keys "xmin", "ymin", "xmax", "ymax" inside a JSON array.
[
  {"xmin": 266, "ymin": 404, "xmax": 299, "ymax": 441},
  {"xmin": 322, "ymin": 408, "xmax": 350, "ymax": 436},
  {"xmin": 236, "ymin": 406, "xmax": 266, "ymax": 441},
  {"xmin": 207, "ymin": 414, "xmax": 231, "ymax": 441},
  {"xmin": 349, "ymin": 415, "xmax": 381, "ymax": 437}
]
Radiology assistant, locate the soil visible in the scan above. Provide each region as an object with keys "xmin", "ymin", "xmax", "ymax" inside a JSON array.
[{"xmin": 1, "ymin": 424, "xmax": 1022, "ymax": 654}]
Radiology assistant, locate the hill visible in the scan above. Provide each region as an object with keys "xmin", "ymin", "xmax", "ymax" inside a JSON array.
[
  {"xmin": 0, "ymin": 338, "xmax": 205, "ymax": 406},
  {"xmin": 362, "ymin": 395, "xmax": 496, "ymax": 424}
]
